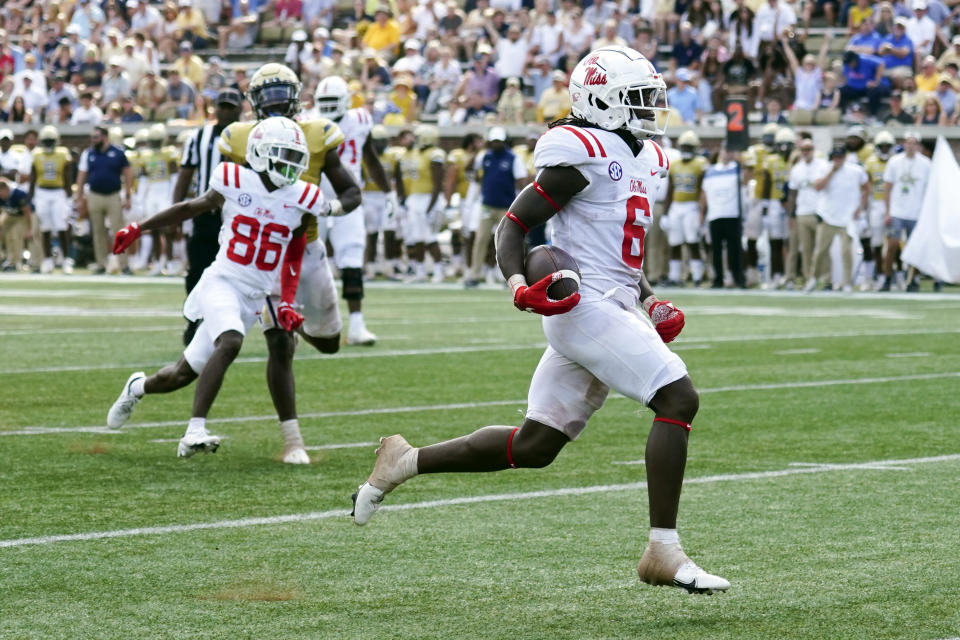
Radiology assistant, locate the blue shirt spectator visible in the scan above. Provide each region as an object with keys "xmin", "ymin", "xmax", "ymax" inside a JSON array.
[
  {"xmin": 880, "ymin": 25, "xmax": 914, "ymax": 69},
  {"xmin": 672, "ymin": 32, "xmax": 704, "ymax": 68},
  {"xmin": 0, "ymin": 185, "xmax": 31, "ymax": 216},
  {"xmin": 848, "ymin": 29, "xmax": 884, "ymax": 53},
  {"xmin": 667, "ymin": 69, "xmax": 700, "ymax": 123},
  {"xmin": 843, "ymin": 52, "xmax": 889, "ymax": 89}
]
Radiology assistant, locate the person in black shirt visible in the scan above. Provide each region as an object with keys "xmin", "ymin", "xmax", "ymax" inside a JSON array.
[{"xmin": 883, "ymin": 90, "xmax": 915, "ymax": 125}]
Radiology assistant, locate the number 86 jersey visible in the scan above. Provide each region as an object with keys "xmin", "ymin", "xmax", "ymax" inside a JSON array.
[
  {"xmin": 206, "ymin": 161, "xmax": 327, "ymax": 296},
  {"xmin": 534, "ymin": 124, "xmax": 668, "ymax": 303}
]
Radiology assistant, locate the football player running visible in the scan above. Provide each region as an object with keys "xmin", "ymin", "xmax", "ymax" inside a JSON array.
[
  {"xmin": 351, "ymin": 46, "xmax": 729, "ymax": 595},
  {"xmin": 313, "ymin": 76, "xmax": 396, "ymax": 345},
  {"xmin": 107, "ymin": 117, "xmax": 333, "ymax": 458},
  {"xmin": 218, "ymin": 63, "xmax": 362, "ymax": 464}
]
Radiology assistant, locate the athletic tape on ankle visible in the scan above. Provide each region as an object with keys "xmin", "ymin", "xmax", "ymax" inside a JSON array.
[
  {"xmin": 654, "ymin": 417, "xmax": 692, "ymax": 432},
  {"xmin": 506, "ymin": 427, "xmax": 520, "ymax": 468}
]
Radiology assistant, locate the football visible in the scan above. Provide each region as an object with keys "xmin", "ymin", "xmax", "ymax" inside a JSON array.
[{"xmin": 524, "ymin": 245, "xmax": 581, "ymax": 301}]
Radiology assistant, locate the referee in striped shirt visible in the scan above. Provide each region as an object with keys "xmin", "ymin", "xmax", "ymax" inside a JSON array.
[{"xmin": 172, "ymin": 87, "xmax": 243, "ymax": 345}]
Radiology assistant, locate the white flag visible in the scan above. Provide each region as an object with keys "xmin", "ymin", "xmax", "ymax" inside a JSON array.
[{"xmin": 902, "ymin": 136, "xmax": 960, "ymax": 284}]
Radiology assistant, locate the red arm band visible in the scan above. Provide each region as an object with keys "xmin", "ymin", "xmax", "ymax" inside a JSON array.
[
  {"xmin": 505, "ymin": 211, "xmax": 529, "ymax": 234},
  {"xmin": 280, "ymin": 234, "xmax": 306, "ymax": 304},
  {"xmin": 532, "ymin": 181, "xmax": 562, "ymax": 212}
]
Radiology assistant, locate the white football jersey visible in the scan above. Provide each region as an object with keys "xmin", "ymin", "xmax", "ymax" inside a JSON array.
[
  {"xmin": 334, "ymin": 108, "xmax": 374, "ymax": 184},
  {"xmin": 534, "ymin": 124, "xmax": 669, "ymax": 301},
  {"xmin": 207, "ymin": 161, "xmax": 326, "ymax": 296}
]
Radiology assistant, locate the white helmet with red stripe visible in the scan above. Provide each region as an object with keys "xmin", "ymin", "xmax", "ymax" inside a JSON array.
[
  {"xmin": 246, "ymin": 116, "xmax": 309, "ymax": 188},
  {"xmin": 314, "ymin": 76, "xmax": 350, "ymax": 120},
  {"xmin": 569, "ymin": 46, "xmax": 669, "ymax": 140}
]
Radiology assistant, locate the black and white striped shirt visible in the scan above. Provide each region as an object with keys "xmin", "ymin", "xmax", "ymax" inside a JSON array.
[{"xmin": 181, "ymin": 123, "xmax": 227, "ymax": 235}]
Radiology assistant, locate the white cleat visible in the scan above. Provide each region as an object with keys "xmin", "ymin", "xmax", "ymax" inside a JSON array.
[
  {"xmin": 637, "ymin": 542, "xmax": 730, "ymax": 595},
  {"xmin": 62, "ymin": 257, "xmax": 74, "ymax": 275},
  {"xmin": 351, "ymin": 435, "xmax": 417, "ymax": 525},
  {"xmin": 40, "ymin": 258, "xmax": 54, "ymax": 274},
  {"xmin": 106, "ymin": 371, "xmax": 145, "ymax": 429},
  {"xmin": 347, "ymin": 324, "xmax": 377, "ymax": 346},
  {"xmin": 282, "ymin": 446, "xmax": 310, "ymax": 465},
  {"xmin": 177, "ymin": 430, "xmax": 221, "ymax": 458}
]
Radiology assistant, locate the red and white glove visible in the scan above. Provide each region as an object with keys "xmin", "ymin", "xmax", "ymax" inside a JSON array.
[
  {"xmin": 644, "ymin": 298, "xmax": 684, "ymax": 343},
  {"xmin": 512, "ymin": 273, "xmax": 580, "ymax": 316},
  {"xmin": 276, "ymin": 302, "xmax": 304, "ymax": 332},
  {"xmin": 112, "ymin": 223, "xmax": 141, "ymax": 254}
]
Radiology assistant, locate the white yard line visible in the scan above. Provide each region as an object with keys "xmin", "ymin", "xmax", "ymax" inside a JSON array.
[
  {"xmin": 0, "ymin": 326, "xmax": 179, "ymax": 337},
  {"xmin": 1, "ymin": 325, "xmax": 954, "ymax": 376},
  {"xmin": 1, "ymin": 453, "xmax": 957, "ymax": 549},
  {"xmin": 886, "ymin": 352, "xmax": 932, "ymax": 358},
  {"xmin": 5, "ymin": 370, "xmax": 958, "ymax": 437},
  {"xmin": 774, "ymin": 348, "xmax": 822, "ymax": 355},
  {"xmin": 304, "ymin": 442, "xmax": 378, "ymax": 450}
]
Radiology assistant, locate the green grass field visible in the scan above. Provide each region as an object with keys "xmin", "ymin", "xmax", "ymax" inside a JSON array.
[{"xmin": 1, "ymin": 275, "xmax": 959, "ymax": 640}]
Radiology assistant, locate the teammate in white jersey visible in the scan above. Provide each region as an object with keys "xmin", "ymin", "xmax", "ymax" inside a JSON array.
[
  {"xmin": 314, "ymin": 76, "xmax": 396, "ymax": 345},
  {"xmin": 351, "ymin": 46, "xmax": 729, "ymax": 595},
  {"xmin": 106, "ymin": 117, "xmax": 332, "ymax": 459}
]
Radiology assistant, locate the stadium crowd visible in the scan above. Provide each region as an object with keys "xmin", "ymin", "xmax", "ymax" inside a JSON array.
[{"xmin": 0, "ymin": 0, "xmax": 952, "ymax": 291}]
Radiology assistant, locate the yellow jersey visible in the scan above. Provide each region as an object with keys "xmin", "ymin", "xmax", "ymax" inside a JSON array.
[
  {"xmin": 446, "ymin": 148, "xmax": 472, "ymax": 198},
  {"xmin": 864, "ymin": 154, "xmax": 889, "ymax": 201},
  {"xmin": 139, "ymin": 148, "xmax": 177, "ymax": 183},
  {"xmin": 855, "ymin": 143, "xmax": 874, "ymax": 165},
  {"xmin": 362, "ymin": 146, "xmax": 403, "ymax": 192},
  {"xmin": 669, "ymin": 156, "xmax": 707, "ymax": 202},
  {"xmin": 219, "ymin": 118, "xmax": 345, "ymax": 242},
  {"xmin": 743, "ymin": 143, "xmax": 771, "ymax": 199},
  {"xmin": 762, "ymin": 153, "xmax": 792, "ymax": 201},
  {"xmin": 400, "ymin": 146, "xmax": 445, "ymax": 196},
  {"xmin": 32, "ymin": 147, "xmax": 71, "ymax": 189}
]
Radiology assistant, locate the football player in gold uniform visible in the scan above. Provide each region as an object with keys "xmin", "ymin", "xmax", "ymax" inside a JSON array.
[
  {"xmin": 218, "ymin": 63, "xmax": 362, "ymax": 464},
  {"xmin": 29, "ymin": 126, "xmax": 74, "ymax": 274}
]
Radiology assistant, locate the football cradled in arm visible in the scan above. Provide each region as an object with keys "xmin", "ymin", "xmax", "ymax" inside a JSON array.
[{"xmin": 497, "ymin": 165, "xmax": 588, "ymax": 316}]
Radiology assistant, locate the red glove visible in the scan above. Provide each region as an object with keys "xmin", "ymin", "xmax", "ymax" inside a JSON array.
[
  {"xmin": 513, "ymin": 273, "xmax": 580, "ymax": 316},
  {"xmin": 277, "ymin": 302, "xmax": 304, "ymax": 332},
  {"xmin": 647, "ymin": 299, "xmax": 684, "ymax": 343},
  {"xmin": 112, "ymin": 223, "xmax": 141, "ymax": 254}
]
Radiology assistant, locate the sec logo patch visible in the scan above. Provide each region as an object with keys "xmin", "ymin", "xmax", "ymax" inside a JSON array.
[
  {"xmin": 608, "ymin": 161, "xmax": 623, "ymax": 181},
  {"xmin": 238, "ymin": 193, "xmax": 252, "ymax": 207}
]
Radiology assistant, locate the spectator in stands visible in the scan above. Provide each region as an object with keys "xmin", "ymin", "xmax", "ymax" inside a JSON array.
[
  {"xmin": 593, "ymin": 19, "xmax": 627, "ymax": 50},
  {"xmin": 718, "ymin": 41, "xmax": 756, "ymax": 107},
  {"xmin": 393, "ymin": 38, "xmax": 426, "ymax": 78},
  {"xmin": 120, "ymin": 95, "xmax": 145, "ymax": 122},
  {"xmin": 10, "ymin": 75, "xmax": 45, "ymax": 118},
  {"xmin": 173, "ymin": 41, "xmax": 206, "ymax": 90},
  {"xmin": 159, "ymin": 3, "xmax": 182, "ymax": 60},
  {"xmin": 905, "ymin": 0, "xmax": 936, "ymax": 58},
  {"xmin": 883, "ymin": 89, "xmax": 915, "ymax": 123},
  {"xmin": 120, "ymin": 39, "xmax": 151, "ymax": 87},
  {"xmin": 70, "ymin": 0, "xmax": 106, "ymax": 40},
  {"xmin": 49, "ymin": 97, "xmax": 75, "ymax": 124},
  {"xmin": 453, "ymin": 90, "xmax": 497, "ymax": 123},
  {"xmin": 561, "ymin": 10, "xmax": 594, "ymax": 70},
  {"xmin": 136, "ymin": 69, "xmax": 168, "ymax": 120},
  {"xmin": 668, "ymin": 67, "xmax": 700, "ymax": 124},
  {"xmin": 671, "ymin": 22, "xmax": 704, "ymax": 73},
  {"xmin": 51, "ymin": 45, "xmax": 81, "ymax": 81},
  {"xmin": 934, "ymin": 74, "xmax": 956, "ymax": 118},
  {"xmin": 878, "ymin": 17, "xmax": 914, "ymax": 83},
  {"xmin": 360, "ymin": 50, "xmax": 392, "ymax": 89},
  {"xmin": 101, "ymin": 58, "xmax": 133, "ymax": 108},
  {"xmin": 847, "ymin": 16, "xmax": 883, "ymax": 54},
  {"xmin": 2, "ymin": 95, "xmax": 32, "ymax": 123},
  {"xmin": 267, "ymin": 0, "xmax": 304, "ymax": 28},
  {"xmin": 174, "ymin": 0, "xmax": 211, "ymax": 50},
  {"xmin": 457, "ymin": 48, "xmax": 499, "ymax": 107},
  {"xmin": 916, "ymin": 93, "xmax": 947, "ymax": 124},
  {"xmin": 46, "ymin": 73, "xmax": 78, "ymax": 118},
  {"xmin": 761, "ymin": 96, "xmax": 789, "ymax": 123},
  {"xmin": 847, "ymin": 0, "xmax": 874, "ymax": 32},
  {"xmin": 130, "ymin": 0, "xmax": 163, "ymax": 40},
  {"xmin": 754, "ymin": 0, "xmax": 797, "ymax": 104},
  {"xmin": 728, "ymin": 0, "xmax": 759, "ymax": 59},
  {"xmin": 683, "ymin": 0, "xmax": 719, "ymax": 38},
  {"xmin": 937, "ymin": 35, "xmax": 960, "ymax": 70},
  {"xmin": 304, "ymin": 0, "xmax": 336, "ymax": 31},
  {"xmin": 410, "ymin": 0, "xmax": 439, "ymax": 41},
  {"xmin": 841, "ymin": 50, "xmax": 890, "ymax": 114},
  {"xmin": 915, "ymin": 54, "xmax": 939, "ymax": 91},
  {"xmin": 632, "ymin": 22, "xmax": 661, "ymax": 64},
  {"xmin": 422, "ymin": 44, "xmax": 461, "ymax": 113},
  {"xmin": 536, "ymin": 69, "xmax": 570, "ymax": 123},
  {"xmin": 217, "ymin": 0, "xmax": 259, "ymax": 53},
  {"xmin": 63, "ymin": 26, "xmax": 90, "ymax": 66},
  {"xmin": 231, "ymin": 65, "xmax": 250, "ymax": 93},
  {"xmin": 388, "ymin": 75, "xmax": 418, "ymax": 122},
  {"xmin": 531, "ymin": 10, "xmax": 563, "ymax": 66},
  {"xmin": 284, "ymin": 30, "xmax": 309, "ymax": 77},
  {"xmin": 489, "ymin": 22, "xmax": 531, "ymax": 95},
  {"xmin": 71, "ymin": 91, "xmax": 104, "ymax": 125},
  {"xmin": 13, "ymin": 54, "xmax": 46, "ymax": 93},
  {"xmin": 202, "ymin": 56, "xmax": 228, "ymax": 98},
  {"xmin": 163, "ymin": 69, "xmax": 197, "ymax": 120},
  {"xmin": 497, "ymin": 76, "xmax": 525, "ymax": 124},
  {"xmin": 781, "ymin": 32, "xmax": 829, "ymax": 113},
  {"xmin": 525, "ymin": 55, "xmax": 553, "ymax": 104},
  {"xmin": 363, "ymin": 5, "xmax": 402, "ymax": 57},
  {"xmin": 78, "ymin": 47, "xmax": 105, "ymax": 88},
  {"xmin": 900, "ymin": 75, "xmax": 923, "ymax": 112}
]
